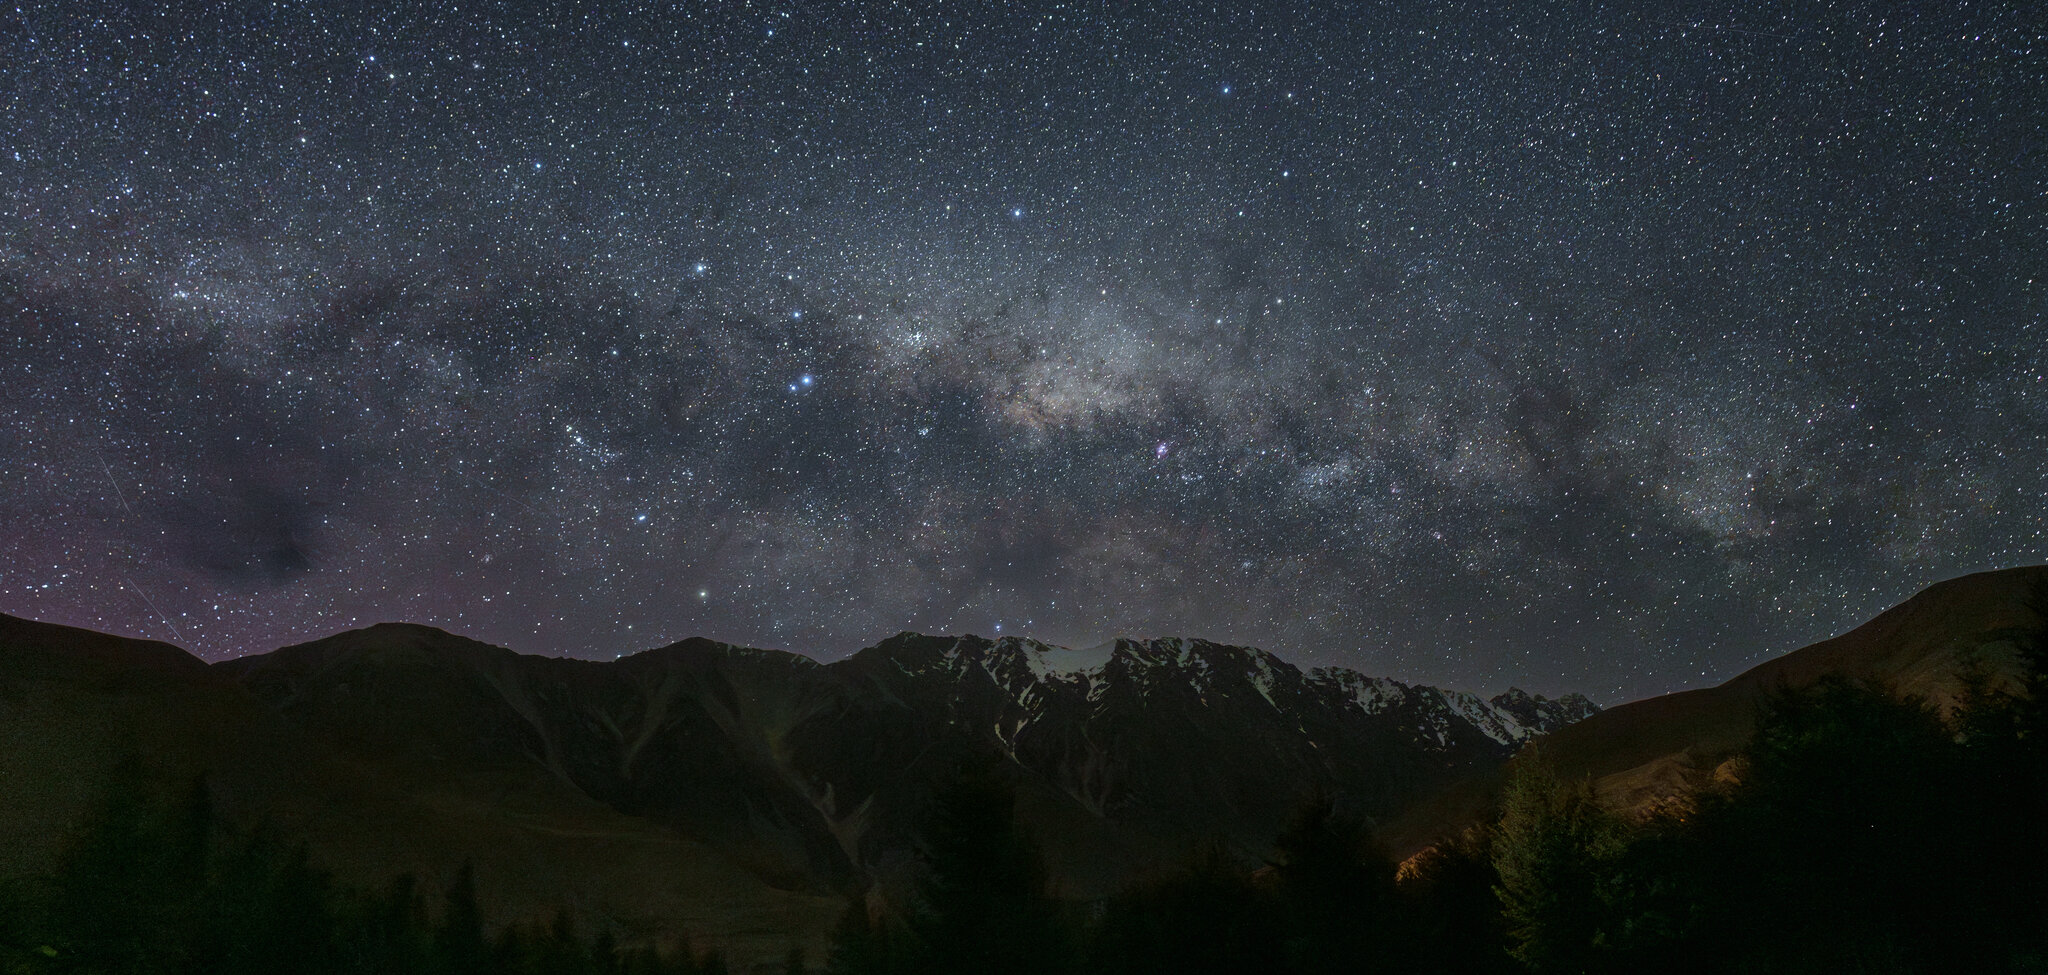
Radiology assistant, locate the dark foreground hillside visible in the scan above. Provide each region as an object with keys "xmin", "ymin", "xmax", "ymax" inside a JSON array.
[
  {"xmin": 3, "ymin": 567, "xmax": 2044, "ymax": 972},
  {"xmin": 0, "ymin": 614, "xmax": 1589, "ymax": 969},
  {"xmin": 5, "ymin": 621, "xmax": 2045, "ymax": 974}
]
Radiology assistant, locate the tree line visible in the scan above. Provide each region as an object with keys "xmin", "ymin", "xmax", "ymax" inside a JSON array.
[
  {"xmin": 823, "ymin": 609, "xmax": 2048, "ymax": 974},
  {"xmin": 0, "ymin": 766, "xmax": 755, "ymax": 975},
  {"xmin": 5, "ymin": 609, "xmax": 2044, "ymax": 973}
]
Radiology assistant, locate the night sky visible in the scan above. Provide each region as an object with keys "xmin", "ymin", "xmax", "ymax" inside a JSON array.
[{"xmin": 3, "ymin": 2, "xmax": 2043, "ymax": 701}]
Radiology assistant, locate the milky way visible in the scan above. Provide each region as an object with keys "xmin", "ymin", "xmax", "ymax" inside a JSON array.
[{"xmin": 3, "ymin": 2, "xmax": 2043, "ymax": 699}]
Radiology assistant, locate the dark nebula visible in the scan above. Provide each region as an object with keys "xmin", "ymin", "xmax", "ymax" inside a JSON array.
[{"xmin": 2, "ymin": 2, "xmax": 2042, "ymax": 699}]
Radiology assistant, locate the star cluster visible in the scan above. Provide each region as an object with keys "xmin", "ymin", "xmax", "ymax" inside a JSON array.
[{"xmin": 3, "ymin": 1, "xmax": 2043, "ymax": 699}]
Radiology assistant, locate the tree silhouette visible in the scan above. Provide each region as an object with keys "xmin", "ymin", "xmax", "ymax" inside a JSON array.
[
  {"xmin": 1270, "ymin": 790, "xmax": 1403, "ymax": 974},
  {"xmin": 1490, "ymin": 756, "xmax": 1624, "ymax": 974},
  {"xmin": 1400, "ymin": 828, "xmax": 1515, "ymax": 975},
  {"xmin": 822, "ymin": 896, "xmax": 900, "ymax": 975},
  {"xmin": 40, "ymin": 768, "xmax": 210, "ymax": 973},
  {"xmin": 433, "ymin": 862, "xmax": 492, "ymax": 975},
  {"xmin": 1087, "ymin": 840, "xmax": 1282, "ymax": 975},
  {"xmin": 904, "ymin": 760, "xmax": 1069, "ymax": 975}
]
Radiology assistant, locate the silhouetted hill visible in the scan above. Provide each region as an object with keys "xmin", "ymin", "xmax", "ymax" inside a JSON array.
[
  {"xmin": 18, "ymin": 562, "xmax": 2043, "ymax": 968},
  {"xmin": 3, "ymin": 616, "xmax": 1592, "ymax": 966},
  {"xmin": 1542, "ymin": 565, "xmax": 2043, "ymax": 817},
  {"xmin": 8, "ymin": 570, "xmax": 2044, "ymax": 967},
  {"xmin": 0, "ymin": 614, "xmax": 293, "ymax": 877},
  {"xmin": 221, "ymin": 628, "xmax": 1595, "ymax": 895},
  {"xmin": 1384, "ymin": 566, "xmax": 2048, "ymax": 856}
]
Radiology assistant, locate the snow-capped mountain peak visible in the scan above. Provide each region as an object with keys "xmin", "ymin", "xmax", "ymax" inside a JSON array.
[
  {"xmin": 1018, "ymin": 637, "xmax": 1118, "ymax": 679},
  {"xmin": 860, "ymin": 633, "xmax": 1595, "ymax": 754}
]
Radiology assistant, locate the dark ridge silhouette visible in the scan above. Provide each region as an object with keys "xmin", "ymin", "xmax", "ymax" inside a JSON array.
[{"xmin": 5, "ymin": 565, "xmax": 2044, "ymax": 969}]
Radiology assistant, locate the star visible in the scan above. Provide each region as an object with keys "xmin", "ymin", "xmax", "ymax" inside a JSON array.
[{"xmin": 0, "ymin": 0, "xmax": 2030, "ymax": 704}]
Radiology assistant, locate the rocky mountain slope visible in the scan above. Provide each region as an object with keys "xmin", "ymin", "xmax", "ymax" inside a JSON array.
[
  {"xmin": 9, "ymin": 568, "xmax": 2041, "ymax": 967},
  {"xmin": 1, "ymin": 616, "xmax": 1592, "ymax": 966},
  {"xmin": 218, "ymin": 628, "xmax": 1594, "ymax": 888}
]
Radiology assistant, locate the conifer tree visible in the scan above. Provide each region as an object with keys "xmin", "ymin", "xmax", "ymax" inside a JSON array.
[
  {"xmin": 1270, "ymin": 790, "xmax": 1402, "ymax": 974},
  {"xmin": 43, "ymin": 765, "xmax": 206, "ymax": 973},
  {"xmin": 906, "ymin": 760, "xmax": 1067, "ymax": 975},
  {"xmin": 1087, "ymin": 840, "xmax": 1282, "ymax": 975},
  {"xmin": 434, "ymin": 862, "xmax": 493, "ymax": 975},
  {"xmin": 823, "ymin": 895, "xmax": 901, "ymax": 975},
  {"xmin": 1490, "ymin": 757, "xmax": 1622, "ymax": 974},
  {"xmin": 1400, "ymin": 828, "xmax": 1515, "ymax": 975}
]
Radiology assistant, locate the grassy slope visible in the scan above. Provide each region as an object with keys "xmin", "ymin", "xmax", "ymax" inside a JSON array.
[
  {"xmin": 1387, "ymin": 565, "xmax": 2046, "ymax": 855},
  {"xmin": 0, "ymin": 614, "xmax": 839, "ymax": 969}
]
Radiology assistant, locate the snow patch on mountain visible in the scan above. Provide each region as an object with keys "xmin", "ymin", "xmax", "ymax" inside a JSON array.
[
  {"xmin": 1020, "ymin": 638, "xmax": 1117, "ymax": 679},
  {"xmin": 1435, "ymin": 687, "xmax": 1533, "ymax": 745},
  {"xmin": 1313, "ymin": 669, "xmax": 1407, "ymax": 714},
  {"xmin": 1247, "ymin": 650, "xmax": 1282, "ymax": 708},
  {"xmin": 1305, "ymin": 666, "xmax": 1591, "ymax": 747},
  {"xmin": 884, "ymin": 633, "xmax": 1597, "ymax": 753}
]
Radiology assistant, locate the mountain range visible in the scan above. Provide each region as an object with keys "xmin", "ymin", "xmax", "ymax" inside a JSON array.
[{"xmin": 3, "ymin": 565, "xmax": 2041, "ymax": 969}]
